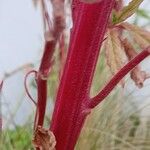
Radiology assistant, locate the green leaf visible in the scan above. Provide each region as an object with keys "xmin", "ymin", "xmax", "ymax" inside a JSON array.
[{"xmin": 115, "ymin": 0, "xmax": 144, "ymax": 24}]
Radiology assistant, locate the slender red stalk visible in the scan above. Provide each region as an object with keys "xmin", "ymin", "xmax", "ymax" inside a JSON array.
[
  {"xmin": 35, "ymin": 40, "xmax": 61, "ymax": 128},
  {"xmin": 31, "ymin": 1, "xmax": 65, "ymax": 149},
  {"xmin": 34, "ymin": 0, "xmax": 65, "ymax": 129},
  {"xmin": 34, "ymin": 36, "xmax": 63, "ymax": 150},
  {"xmin": 24, "ymin": 70, "xmax": 37, "ymax": 106},
  {"xmin": 89, "ymin": 46, "xmax": 150, "ymax": 108},
  {"xmin": 50, "ymin": 1, "xmax": 115, "ymax": 149}
]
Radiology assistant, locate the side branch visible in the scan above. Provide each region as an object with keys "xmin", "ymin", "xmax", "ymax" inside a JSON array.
[{"xmin": 88, "ymin": 46, "xmax": 150, "ymax": 109}]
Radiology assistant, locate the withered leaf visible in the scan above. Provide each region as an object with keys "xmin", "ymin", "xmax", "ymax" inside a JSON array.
[
  {"xmin": 122, "ymin": 38, "xmax": 150, "ymax": 88},
  {"xmin": 122, "ymin": 38, "xmax": 137, "ymax": 59},
  {"xmin": 121, "ymin": 22, "xmax": 150, "ymax": 49},
  {"xmin": 130, "ymin": 67, "xmax": 150, "ymax": 88},
  {"xmin": 32, "ymin": 126, "xmax": 56, "ymax": 150},
  {"xmin": 104, "ymin": 29, "xmax": 127, "ymax": 86}
]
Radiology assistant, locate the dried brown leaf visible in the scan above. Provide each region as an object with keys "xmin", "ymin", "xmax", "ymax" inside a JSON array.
[
  {"xmin": 121, "ymin": 22, "xmax": 150, "ymax": 49},
  {"xmin": 104, "ymin": 29, "xmax": 127, "ymax": 86},
  {"xmin": 122, "ymin": 38, "xmax": 137, "ymax": 59},
  {"xmin": 32, "ymin": 126, "xmax": 56, "ymax": 150},
  {"xmin": 122, "ymin": 38, "xmax": 150, "ymax": 88},
  {"xmin": 130, "ymin": 67, "xmax": 150, "ymax": 88}
]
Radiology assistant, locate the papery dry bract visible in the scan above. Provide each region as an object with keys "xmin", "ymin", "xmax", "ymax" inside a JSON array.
[{"xmin": 32, "ymin": 126, "xmax": 56, "ymax": 150}]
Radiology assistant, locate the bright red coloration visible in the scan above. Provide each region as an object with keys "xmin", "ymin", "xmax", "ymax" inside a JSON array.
[
  {"xmin": 24, "ymin": 70, "xmax": 37, "ymax": 106},
  {"xmin": 28, "ymin": 0, "xmax": 150, "ymax": 149},
  {"xmin": 50, "ymin": 1, "xmax": 150, "ymax": 149},
  {"xmin": 34, "ymin": 35, "xmax": 62, "ymax": 150},
  {"xmin": 35, "ymin": 41, "xmax": 56, "ymax": 128},
  {"xmin": 50, "ymin": 0, "xmax": 115, "ymax": 149}
]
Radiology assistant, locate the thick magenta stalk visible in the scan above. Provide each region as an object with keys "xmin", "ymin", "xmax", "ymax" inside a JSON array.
[{"xmin": 50, "ymin": 1, "xmax": 115, "ymax": 149}]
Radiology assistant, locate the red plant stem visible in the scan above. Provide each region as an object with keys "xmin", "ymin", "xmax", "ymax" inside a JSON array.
[
  {"xmin": 89, "ymin": 46, "xmax": 150, "ymax": 109},
  {"xmin": 41, "ymin": 0, "xmax": 52, "ymax": 31},
  {"xmin": 34, "ymin": 0, "xmax": 65, "ymax": 129},
  {"xmin": 34, "ymin": 41, "xmax": 60, "ymax": 150},
  {"xmin": 35, "ymin": 41, "xmax": 58, "ymax": 128},
  {"xmin": 24, "ymin": 70, "xmax": 37, "ymax": 106},
  {"xmin": 50, "ymin": 1, "xmax": 115, "ymax": 149}
]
